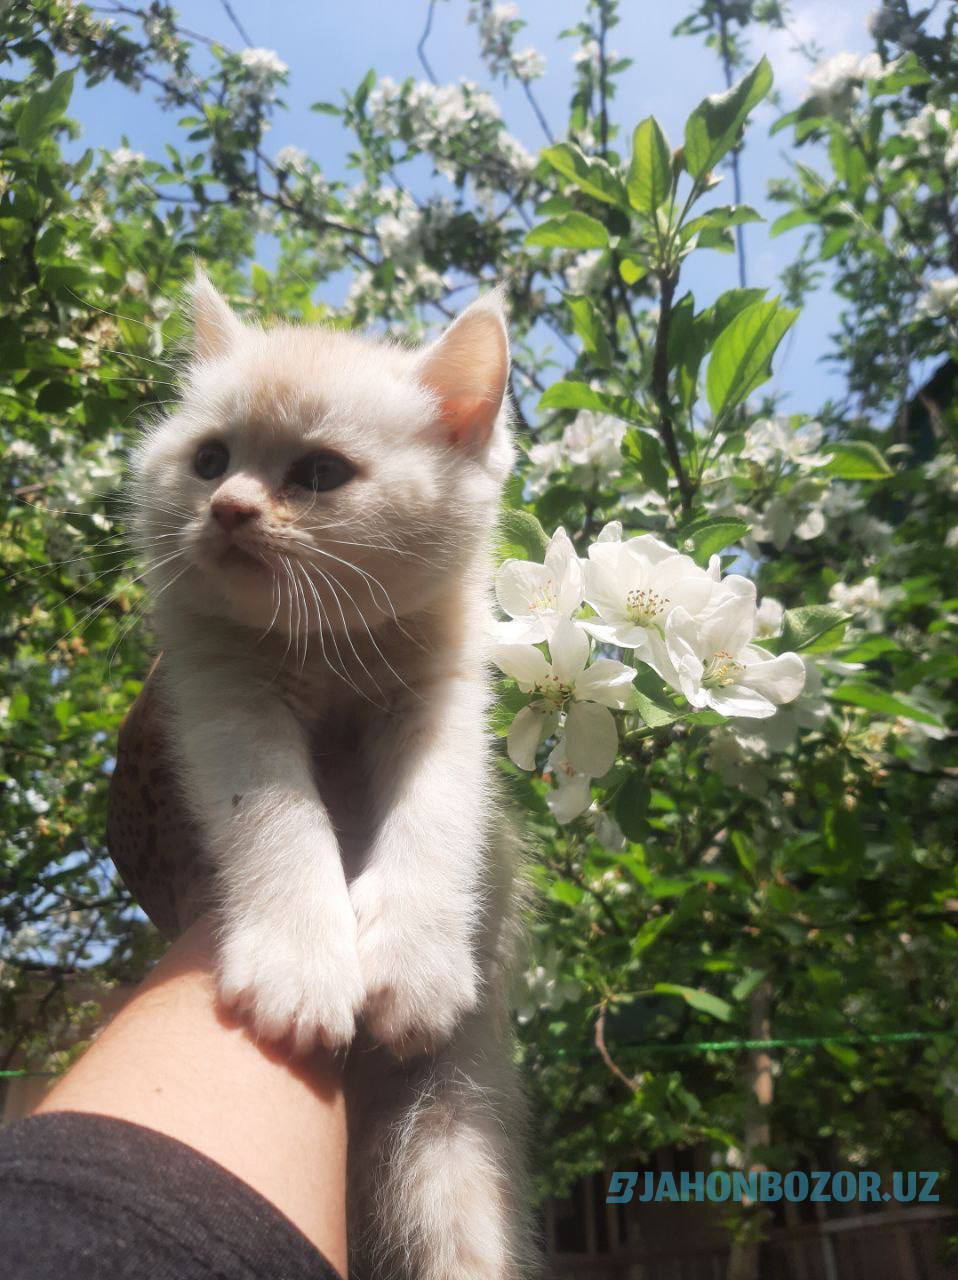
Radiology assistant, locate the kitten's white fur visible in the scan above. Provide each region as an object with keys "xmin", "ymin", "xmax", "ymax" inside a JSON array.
[{"xmin": 132, "ymin": 273, "xmax": 535, "ymax": 1279}]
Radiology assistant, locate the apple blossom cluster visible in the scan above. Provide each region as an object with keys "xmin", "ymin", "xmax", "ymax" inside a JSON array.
[
  {"xmin": 491, "ymin": 525, "xmax": 806, "ymax": 822},
  {"xmin": 364, "ymin": 76, "xmax": 536, "ymax": 190},
  {"xmin": 467, "ymin": 1, "xmax": 547, "ymax": 83},
  {"xmin": 526, "ymin": 410, "xmax": 626, "ymax": 495},
  {"xmin": 804, "ymin": 51, "xmax": 887, "ymax": 103}
]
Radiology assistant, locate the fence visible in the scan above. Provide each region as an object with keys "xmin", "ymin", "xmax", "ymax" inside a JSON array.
[{"xmin": 546, "ymin": 1207, "xmax": 957, "ymax": 1280}]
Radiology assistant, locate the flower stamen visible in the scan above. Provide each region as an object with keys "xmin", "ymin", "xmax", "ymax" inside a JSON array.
[
  {"xmin": 626, "ymin": 586, "xmax": 669, "ymax": 625},
  {"xmin": 702, "ymin": 649, "xmax": 745, "ymax": 689}
]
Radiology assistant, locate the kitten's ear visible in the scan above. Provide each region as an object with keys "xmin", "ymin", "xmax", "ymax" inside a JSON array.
[
  {"xmin": 189, "ymin": 268, "xmax": 244, "ymax": 361},
  {"xmin": 416, "ymin": 289, "xmax": 510, "ymax": 454}
]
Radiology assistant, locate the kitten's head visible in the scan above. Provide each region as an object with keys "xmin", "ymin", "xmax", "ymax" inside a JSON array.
[{"xmin": 133, "ymin": 272, "xmax": 513, "ymax": 638}]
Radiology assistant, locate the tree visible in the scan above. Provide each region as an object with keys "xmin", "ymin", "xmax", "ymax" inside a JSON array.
[{"xmin": 1, "ymin": 1, "xmax": 956, "ymax": 1264}]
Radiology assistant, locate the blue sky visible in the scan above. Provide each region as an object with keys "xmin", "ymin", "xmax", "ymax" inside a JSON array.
[{"xmin": 67, "ymin": 0, "xmax": 883, "ymax": 416}]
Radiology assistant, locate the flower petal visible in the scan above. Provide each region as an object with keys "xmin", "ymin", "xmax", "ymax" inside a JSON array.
[
  {"xmin": 490, "ymin": 617, "xmax": 548, "ymax": 645},
  {"xmin": 574, "ymin": 657, "xmax": 636, "ymax": 709},
  {"xmin": 506, "ymin": 702, "xmax": 556, "ymax": 769},
  {"xmin": 544, "ymin": 526, "xmax": 577, "ymax": 577},
  {"xmin": 547, "ymin": 772, "xmax": 593, "ymax": 823},
  {"xmin": 495, "ymin": 560, "xmax": 553, "ymax": 620},
  {"xmin": 493, "ymin": 642, "xmax": 552, "ymax": 690},
  {"xmin": 577, "ymin": 618, "xmax": 648, "ymax": 649},
  {"xmin": 740, "ymin": 648, "xmax": 807, "ymax": 705},
  {"xmin": 707, "ymin": 684, "xmax": 778, "ymax": 719},
  {"xmin": 548, "ymin": 617, "xmax": 590, "ymax": 685},
  {"xmin": 564, "ymin": 700, "xmax": 619, "ymax": 776},
  {"xmin": 699, "ymin": 584, "xmax": 756, "ymax": 657}
]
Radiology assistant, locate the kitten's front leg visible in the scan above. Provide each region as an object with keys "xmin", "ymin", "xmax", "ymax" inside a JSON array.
[
  {"xmin": 350, "ymin": 680, "xmax": 489, "ymax": 1054},
  {"xmin": 165, "ymin": 662, "xmax": 363, "ymax": 1052}
]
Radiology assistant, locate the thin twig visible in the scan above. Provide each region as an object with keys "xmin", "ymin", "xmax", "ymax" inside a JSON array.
[
  {"xmin": 595, "ymin": 1003, "xmax": 642, "ymax": 1092},
  {"xmin": 417, "ymin": 0, "xmax": 439, "ymax": 85},
  {"xmin": 219, "ymin": 0, "xmax": 252, "ymax": 46}
]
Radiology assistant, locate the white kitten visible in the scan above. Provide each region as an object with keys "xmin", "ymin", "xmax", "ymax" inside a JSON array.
[{"xmin": 131, "ymin": 273, "xmax": 536, "ymax": 1279}]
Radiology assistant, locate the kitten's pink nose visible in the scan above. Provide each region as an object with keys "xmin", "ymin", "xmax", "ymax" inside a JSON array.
[{"xmin": 211, "ymin": 496, "xmax": 260, "ymax": 533}]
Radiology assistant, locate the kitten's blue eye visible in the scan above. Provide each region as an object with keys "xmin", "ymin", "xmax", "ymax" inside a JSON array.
[
  {"xmin": 194, "ymin": 440, "xmax": 229, "ymax": 480},
  {"xmin": 287, "ymin": 451, "xmax": 356, "ymax": 493}
]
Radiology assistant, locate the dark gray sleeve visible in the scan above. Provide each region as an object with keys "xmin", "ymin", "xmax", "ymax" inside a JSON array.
[{"xmin": 0, "ymin": 1111, "xmax": 341, "ymax": 1280}]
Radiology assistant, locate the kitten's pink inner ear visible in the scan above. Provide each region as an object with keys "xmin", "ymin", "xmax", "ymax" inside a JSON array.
[
  {"xmin": 418, "ymin": 304, "xmax": 509, "ymax": 454},
  {"xmin": 191, "ymin": 270, "xmax": 243, "ymax": 362}
]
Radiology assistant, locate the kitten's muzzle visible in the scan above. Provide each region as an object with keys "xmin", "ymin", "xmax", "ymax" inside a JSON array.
[{"xmin": 211, "ymin": 495, "xmax": 261, "ymax": 533}]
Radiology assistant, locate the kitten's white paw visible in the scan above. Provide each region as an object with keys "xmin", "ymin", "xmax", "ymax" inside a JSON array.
[
  {"xmin": 351, "ymin": 871, "xmax": 479, "ymax": 1056},
  {"xmin": 217, "ymin": 899, "xmax": 363, "ymax": 1054}
]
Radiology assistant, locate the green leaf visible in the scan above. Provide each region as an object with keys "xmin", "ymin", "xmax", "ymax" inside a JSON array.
[
  {"xmin": 538, "ymin": 381, "xmax": 605, "ymax": 412},
  {"xmin": 682, "ymin": 205, "xmax": 763, "ymax": 242},
  {"xmin": 822, "ymin": 441, "xmax": 893, "ymax": 480},
  {"xmin": 705, "ymin": 298, "xmax": 798, "ymax": 419},
  {"xmin": 525, "ymin": 212, "xmax": 610, "ymax": 250},
  {"xmin": 626, "ymin": 116, "xmax": 672, "ymax": 215},
  {"xmin": 622, "ymin": 428, "xmax": 669, "ymax": 498},
  {"xmin": 490, "ymin": 685, "xmax": 529, "ymax": 737},
  {"xmin": 613, "ymin": 775, "xmax": 650, "ymax": 840},
  {"xmin": 540, "ymin": 143, "xmax": 628, "ymax": 207},
  {"xmin": 538, "ymin": 381, "xmax": 643, "ymax": 422},
  {"xmin": 18, "ymin": 70, "xmax": 75, "ymax": 147},
  {"xmin": 653, "ymin": 983, "xmax": 732, "ymax": 1023},
  {"xmin": 497, "ymin": 508, "xmax": 550, "ymax": 562},
  {"xmin": 829, "ymin": 684, "xmax": 944, "ymax": 728},
  {"xmin": 780, "ymin": 605, "xmax": 850, "ymax": 653},
  {"xmin": 679, "ymin": 516, "xmax": 749, "ymax": 564},
  {"xmin": 619, "ymin": 256, "xmax": 647, "ymax": 285},
  {"xmin": 566, "ymin": 296, "xmax": 612, "ymax": 369},
  {"xmin": 731, "ymin": 969, "xmax": 766, "ymax": 1002},
  {"xmin": 683, "ymin": 57, "xmax": 773, "ymax": 180},
  {"xmin": 354, "ymin": 67, "xmax": 377, "ymax": 114},
  {"xmin": 549, "ymin": 879, "xmax": 585, "ymax": 906}
]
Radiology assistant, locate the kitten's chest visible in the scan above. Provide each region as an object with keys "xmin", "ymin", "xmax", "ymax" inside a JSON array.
[{"xmin": 272, "ymin": 651, "xmax": 413, "ymax": 862}]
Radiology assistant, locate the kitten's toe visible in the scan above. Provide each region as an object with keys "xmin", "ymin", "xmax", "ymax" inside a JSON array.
[
  {"xmin": 217, "ymin": 910, "xmax": 364, "ymax": 1052},
  {"xmin": 351, "ymin": 872, "xmax": 480, "ymax": 1054}
]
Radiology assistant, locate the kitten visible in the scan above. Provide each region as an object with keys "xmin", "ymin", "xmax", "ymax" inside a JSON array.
[{"xmin": 131, "ymin": 272, "xmax": 535, "ymax": 1280}]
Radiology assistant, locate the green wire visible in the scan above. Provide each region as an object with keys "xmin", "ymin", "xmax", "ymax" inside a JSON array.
[
  {"xmin": 3, "ymin": 1030, "xmax": 953, "ymax": 1078},
  {"xmin": 621, "ymin": 1029, "xmax": 954, "ymax": 1055}
]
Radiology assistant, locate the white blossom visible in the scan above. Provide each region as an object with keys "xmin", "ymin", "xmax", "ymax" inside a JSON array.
[
  {"xmin": 275, "ymin": 144, "xmax": 309, "ymax": 174},
  {"xmin": 566, "ymin": 248, "xmax": 608, "ymax": 295},
  {"xmin": 105, "ymin": 146, "xmax": 145, "ymax": 179},
  {"xmin": 753, "ymin": 596, "xmax": 785, "ymax": 639},
  {"xmin": 660, "ymin": 581, "xmax": 806, "ymax": 718},
  {"xmin": 495, "ymin": 527, "xmax": 582, "ymax": 643},
  {"xmin": 544, "ymin": 740, "xmax": 592, "ymax": 823},
  {"xmin": 829, "ymin": 575, "xmax": 898, "ymax": 631},
  {"xmin": 239, "ymin": 47, "xmax": 287, "ymax": 79},
  {"xmin": 742, "ymin": 417, "xmax": 826, "ymax": 470},
  {"xmin": 916, "ymin": 276, "xmax": 958, "ymax": 319},
  {"xmin": 578, "ymin": 534, "xmax": 715, "ymax": 670},
  {"xmin": 512, "ymin": 47, "xmax": 546, "ymax": 81},
  {"xmin": 494, "ymin": 618, "xmax": 636, "ymax": 775},
  {"xmin": 564, "ymin": 410, "xmax": 626, "ymax": 473},
  {"xmin": 750, "ymin": 482, "xmax": 826, "ymax": 551},
  {"xmin": 806, "ymin": 51, "xmax": 884, "ymax": 101}
]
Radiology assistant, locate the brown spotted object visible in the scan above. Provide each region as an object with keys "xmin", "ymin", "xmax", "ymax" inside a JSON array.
[{"xmin": 106, "ymin": 658, "xmax": 213, "ymax": 939}]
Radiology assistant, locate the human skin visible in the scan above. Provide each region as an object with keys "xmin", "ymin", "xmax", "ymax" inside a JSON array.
[{"xmin": 34, "ymin": 916, "xmax": 348, "ymax": 1276}]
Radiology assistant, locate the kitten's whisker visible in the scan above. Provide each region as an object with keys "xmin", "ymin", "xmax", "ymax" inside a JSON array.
[
  {"xmin": 308, "ymin": 565, "xmax": 388, "ymax": 704},
  {"xmin": 277, "ymin": 556, "xmax": 299, "ymax": 670},
  {"xmin": 298, "ymin": 566, "xmax": 378, "ymax": 706},
  {"xmin": 296, "ymin": 553, "xmax": 417, "ymax": 698},
  {"xmin": 63, "ymin": 287, "xmax": 152, "ymax": 331},
  {"xmin": 289, "ymin": 539, "xmax": 428, "ymax": 656}
]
